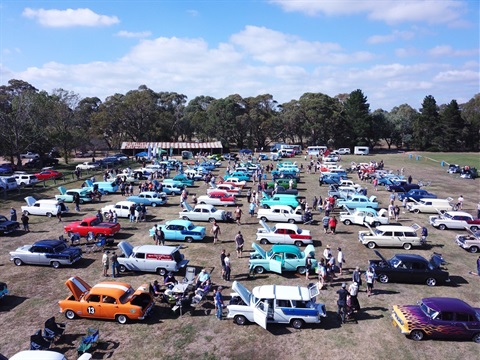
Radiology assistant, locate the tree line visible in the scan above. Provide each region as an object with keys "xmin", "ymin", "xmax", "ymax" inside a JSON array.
[{"xmin": 0, "ymin": 79, "xmax": 478, "ymax": 165}]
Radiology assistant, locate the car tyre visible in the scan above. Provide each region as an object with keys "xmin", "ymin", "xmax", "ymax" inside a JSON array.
[
  {"xmin": 157, "ymin": 268, "xmax": 167, "ymax": 276},
  {"xmin": 46, "ymin": 212, "xmax": 53, "ymax": 218},
  {"xmin": 260, "ymin": 238, "xmax": 269, "ymax": 245},
  {"xmin": 470, "ymin": 226, "xmax": 479, "ymax": 232},
  {"xmin": 410, "ymin": 330, "xmax": 424, "ymax": 341},
  {"xmin": 182, "ymin": 216, "xmax": 190, "ymax": 221},
  {"xmin": 438, "ymin": 224, "xmax": 447, "ymax": 230},
  {"xmin": 288, "ymin": 219, "xmax": 295, "ymax": 224},
  {"xmin": 260, "ymin": 217, "xmax": 268, "ymax": 222},
  {"xmin": 65, "ymin": 310, "xmax": 76, "ymax": 320},
  {"xmin": 116, "ymin": 314, "xmax": 128, "ymax": 324},
  {"xmin": 51, "ymin": 261, "xmax": 60, "ymax": 269},
  {"xmin": 378, "ymin": 274, "xmax": 389, "ymax": 283},
  {"xmin": 343, "ymin": 219, "xmax": 352, "ymax": 226},
  {"xmin": 234, "ymin": 315, "xmax": 247, "ymax": 326},
  {"xmin": 468, "ymin": 246, "xmax": 479, "ymax": 253},
  {"xmin": 426, "ymin": 277, "xmax": 437, "ymax": 286},
  {"xmin": 13, "ymin": 258, "xmax": 23, "ymax": 266},
  {"xmin": 151, "ymin": 203, "xmax": 157, "ymax": 207},
  {"xmin": 473, "ymin": 333, "xmax": 480, "ymax": 343},
  {"xmin": 291, "ymin": 319, "xmax": 304, "ymax": 329},
  {"xmin": 119, "ymin": 265, "xmax": 127, "ymax": 273},
  {"xmin": 367, "ymin": 242, "xmax": 376, "ymax": 249},
  {"xmin": 185, "ymin": 237, "xmax": 193, "ymax": 243},
  {"xmin": 373, "ymin": 221, "xmax": 381, "ymax": 227},
  {"xmin": 294, "ymin": 241, "xmax": 303, "ymax": 247},
  {"xmin": 254, "ymin": 266, "xmax": 265, "ymax": 274},
  {"xmin": 403, "ymin": 243, "xmax": 412, "ymax": 250},
  {"xmin": 413, "ymin": 209, "xmax": 421, "ymax": 214},
  {"xmin": 297, "ymin": 266, "xmax": 306, "ymax": 274}
]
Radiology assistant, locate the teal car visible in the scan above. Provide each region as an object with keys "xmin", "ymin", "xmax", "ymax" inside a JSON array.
[
  {"xmin": 55, "ymin": 186, "xmax": 93, "ymax": 204},
  {"xmin": 223, "ymin": 172, "xmax": 250, "ymax": 181},
  {"xmin": 171, "ymin": 174, "xmax": 195, "ymax": 187},
  {"xmin": 266, "ymin": 178, "xmax": 297, "ymax": 189},
  {"xmin": 260, "ymin": 192, "xmax": 300, "ymax": 209},
  {"xmin": 162, "ymin": 179, "xmax": 185, "ymax": 188},
  {"xmin": 84, "ymin": 179, "xmax": 118, "ymax": 194},
  {"xmin": 249, "ymin": 243, "xmax": 317, "ymax": 275}
]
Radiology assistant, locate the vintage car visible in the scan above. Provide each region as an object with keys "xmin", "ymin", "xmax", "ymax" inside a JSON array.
[
  {"xmin": 257, "ymin": 205, "xmax": 303, "ymax": 223},
  {"xmin": 397, "ymin": 189, "xmax": 437, "ymax": 202},
  {"xmin": 266, "ymin": 178, "xmax": 297, "ymax": 189},
  {"xmin": 272, "ymin": 171, "xmax": 301, "ymax": 182},
  {"xmin": 197, "ymin": 192, "xmax": 236, "ymax": 206},
  {"xmin": 260, "ymin": 193, "xmax": 300, "ymax": 209},
  {"xmin": 249, "ymin": 243, "xmax": 317, "ymax": 275},
  {"xmin": 385, "ymin": 180, "xmax": 420, "ymax": 193},
  {"xmin": 328, "ymin": 185, "xmax": 362, "ymax": 200},
  {"xmin": 34, "ymin": 169, "xmax": 63, "ymax": 181},
  {"xmin": 227, "ymin": 281, "xmax": 326, "ymax": 330},
  {"xmin": 64, "ymin": 216, "xmax": 121, "ymax": 238},
  {"xmin": 223, "ymin": 172, "xmax": 250, "ymax": 182},
  {"xmin": 75, "ymin": 162, "xmax": 100, "ymax": 171},
  {"xmin": 339, "ymin": 207, "xmax": 389, "ymax": 227},
  {"xmin": 0, "ymin": 281, "xmax": 8, "ymax": 300},
  {"xmin": 222, "ymin": 177, "xmax": 247, "ymax": 188},
  {"xmin": 10, "ymin": 239, "xmax": 82, "ymax": 268},
  {"xmin": 179, "ymin": 203, "xmax": 227, "ymax": 222},
  {"xmin": 391, "ymin": 297, "xmax": 480, "ymax": 342},
  {"xmin": 207, "ymin": 183, "xmax": 242, "ymax": 196},
  {"xmin": 407, "ymin": 198, "xmax": 453, "ymax": 214},
  {"xmin": 369, "ymin": 250, "xmax": 449, "ymax": 286},
  {"xmin": 84, "ymin": 179, "xmax": 118, "ymax": 194},
  {"xmin": 117, "ymin": 241, "xmax": 189, "ymax": 275},
  {"xmin": 430, "ymin": 211, "xmax": 480, "ymax": 231},
  {"xmin": 183, "ymin": 168, "xmax": 204, "ymax": 181},
  {"xmin": 256, "ymin": 221, "xmax": 313, "ymax": 246},
  {"xmin": 20, "ymin": 151, "xmax": 40, "ymax": 159},
  {"xmin": 0, "ymin": 214, "xmax": 20, "ymax": 235},
  {"xmin": 263, "ymin": 185, "xmax": 299, "ymax": 196},
  {"xmin": 460, "ymin": 167, "xmax": 478, "ymax": 179},
  {"xmin": 447, "ymin": 164, "xmax": 461, "ymax": 174},
  {"xmin": 9, "ymin": 350, "xmax": 91, "ymax": 360},
  {"xmin": 358, "ymin": 224, "xmax": 423, "ymax": 250},
  {"xmin": 55, "ymin": 186, "xmax": 93, "ymax": 204},
  {"xmin": 150, "ymin": 219, "xmax": 206, "ymax": 242},
  {"xmin": 318, "ymin": 173, "xmax": 345, "ymax": 186},
  {"xmin": 58, "ymin": 276, "xmax": 154, "ymax": 324},
  {"xmin": 170, "ymin": 174, "xmax": 195, "ymax": 187},
  {"xmin": 127, "ymin": 191, "xmax": 168, "ymax": 207},
  {"xmin": 160, "ymin": 182, "xmax": 184, "ymax": 195},
  {"xmin": 21, "ymin": 197, "xmax": 69, "ymax": 217},
  {"xmin": 337, "ymin": 195, "xmax": 378, "ymax": 209},
  {"xmin": 455, "ymin": 228, "xmax": 480, "ymax": 253},
  {"xmin": 101, "ymin": 201, "xmax": 137, "ymax": 218}
]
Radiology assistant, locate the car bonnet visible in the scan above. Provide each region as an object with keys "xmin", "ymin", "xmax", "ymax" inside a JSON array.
[
  {"xmin": 65, "ymin": 276, "xmax": 92, "ymax": 301},
  {"xmin": 373, "ymin": 250, "xmax": 389, "ymax": 264},
  {"xmin": 24, "ymin": 196, "xmax": 37, "ymax": 206},
  {"xmin": 118, "ymin": 241, "xmax": 133, "ymax": 257},
  {"xmin": 57, "ymin": 186, "xmax": 67, "ymax": 195},
  {"xmin": 251, "ymin": 243, "xmax": 266, "ymax": 258},
  {"xmin": 259, "ymin": 219, "xmax": 272, "ymax": 233},
  {"xmin": 232, "ymin": 281, "xmax": 252, "ymax": 305}
]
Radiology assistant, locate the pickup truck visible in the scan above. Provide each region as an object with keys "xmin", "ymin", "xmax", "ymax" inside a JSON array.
[{"xmin": 64, "ymin": 216, "xmax": 121, "ymax": 238}]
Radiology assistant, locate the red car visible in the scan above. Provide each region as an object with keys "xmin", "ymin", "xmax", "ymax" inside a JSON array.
[
  {"xmin": 64, "ymin": 216, "xmax": 121, "ymax": 238},
  {"xmin": 35, "ymin": 169, "xmax": 63, "ymax": 181}
]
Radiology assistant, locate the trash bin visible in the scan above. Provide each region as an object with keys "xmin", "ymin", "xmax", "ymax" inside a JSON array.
[
  {"xmin": 416, "ymin": 156, "xmax": 421, "ymax": 161},
  {"xmin": 409, "ymin": 154, "xmax": 413, "ymax": 159},
  {"xmin": 440, "ymin": 161, "xmax": 445, "ymax": 167}
]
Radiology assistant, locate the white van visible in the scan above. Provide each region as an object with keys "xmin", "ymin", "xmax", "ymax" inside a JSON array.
[
  {"xmin": 0, "ymin": 176, "xmax": 18, "ymax": 191},
  {"xmin": 407, "ymin": 198, "xmax": 454, "ymax": 214},
  {"xmin": 354, "ymin": 146, "xmax": 370, "ymax": 155},
  {"xmin": 14, "ymin": 173, "xmax": 39, "ymax": 187},
  {"xmin": 21, "ymin": 197, "xmax": 69, "ymax": 217}
]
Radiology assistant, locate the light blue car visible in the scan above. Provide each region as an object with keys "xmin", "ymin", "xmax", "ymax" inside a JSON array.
[
  {"xmin": 336, "ymin": 194, "xmax": 379, "ymax": 209},
  {"xmin": 84, "ymin": 179, "xmax": 118, "ymax": 194},
  {"xmin": 127, "ymin": 191, "xmax": 168, "ymax": 207},
  {"xmin": 55, "ymin": 186, "xmax": 93, "ymax": 204},
  {"xmin": 223, "ymin": 172, "xmax": 250, "ymax": 181},
  {"xmin": 149, "ymin": 219, "xmax": 206, "ymax": 242},
  {"xmin": 260, "ymin": 192, "xmax": 300, "ymax": 209}
]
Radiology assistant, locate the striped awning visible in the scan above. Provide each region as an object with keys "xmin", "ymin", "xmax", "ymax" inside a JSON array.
[{"xmin": 121, "ymin": 141, "xmax": 223, "ymax": 150}]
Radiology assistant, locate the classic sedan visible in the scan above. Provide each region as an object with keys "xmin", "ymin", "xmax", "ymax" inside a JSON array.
[
  {"xmin": 179, "ymin": 203, "xmax": 227, "ymax": 222},
  {"xmin": 455, "ymin": 228, "xmax": 480, "ymax": 253},
  {"xmin": 55, "ymin": 186, "xmax": 93, "ymax": 204},
  {"xmin": 10, "ymin": 239, "xmax": 82, "ymax": 269},
  {"xmin": 256, "ymin": 221, "xmax": 312, "ymax": 246},
  {"xmin": 64, "ymin": 216, "xmax": 121, "ymax": 238},
  {"xmin": 151, "ymin": 219, "xmax": 206, "ymax": 242},
  {"xmin": 256, "ymin": 205, "xmax": 303, "ymax": 223},
  {"xmin": 222, "ymin": 178, "xmax": 247, "ymax": 188},
  {"xmin": 171, "ymin": 174, "xmax": 195, "ymax": 187},
  {"xmin": 59, "ymin": 276, "xmax": 154, "ymax": 324},
  {"xmin": 340, "ymin": 207, "xmax": 389, "ymax": 227},
  {"xmin": 260, "ymin": 193, "xmax": 300, "ymax": 209},
  {"xmin": 430, "ymin": 211, "xmax": 480, "ymax": 231},
  {"xmin": 392, "ymin": 297, "xmax": 480, "ymax": 342},
  {"xmin": 101, "ymin": 201, "xmax": 137, "ymax": 218},
  {"xmin": 35, "ymin": 169, "xmax": 63, "ymax": 181},
  {"xmin": 223, "ymin": 172, "xmax": 250, "ymax": 182},
  {"xmin": 161, "ymin": 182, "xmax": 184, "ymax": 195},
  {"xmin": 0, "ymin": 215, "xmax": 20, "ymax": 235},
  {"xmin": 369, "ymin": 250, "xmax": 449, "ymax": 286},
  {"xmin": 197, "ymin": 192, "xmax": 236, "ymax": 206},
  {"xmin": 337, "ymin": 195, "xmax": 378, "ymax": 209},
  {"xmin": 385, "ymin": 181, "xmax": 420, "ymax": 192},
  {"xmin": 397, "ymin": 189, "xmax": 437, "ymax": 202},
  {"xmin": 127, "ymin": 191, "xmax": 168, "ymax": 207},
  {"xmin": 84, "ymin": 179, "xmax": 118, "ymax": 194},
  {"xmin": 249, "ymin": 243, "xmax": 317, "ymax": 275},
  {"xmin": 207, "ymin": 183, "xmax": 242, "ymax": 196}
]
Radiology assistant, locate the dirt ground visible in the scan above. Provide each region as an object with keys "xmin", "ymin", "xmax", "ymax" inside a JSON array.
[{"xmin": 0, "ymin": 153, "xmax": 479, "ymax": 359}]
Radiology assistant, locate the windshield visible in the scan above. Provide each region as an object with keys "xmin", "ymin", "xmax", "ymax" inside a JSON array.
[
  {"xmin": 53, "ymin": 243, "xmax": 68, "ymax": 253},
  {"xmin": 420, "ymin": 302, "xmax": 439, "ymax": 319},
  {"xmin": 187, "ymin": 224, "xmax": 195, "ymax": 231},
  {"xmin": 444, "ymin": 213, "xmax": 453, "ymax": 219},
  {"xmin": 373, "ymin": 229, "xmax": 383, "ymax": 235},
  {"xmin": 211, "ymin": 206, "xmax": 218, "ymax": 212},
  {"xmin": 266, "ymin": 249, "xmax": 273, "ymax": 258},
  {"xmin": 390, "ymin": 256, "xmax": 401, "ymax": 268},
  {"xmin": 119, "ymin": 287, "xmax": 135, "ymax": 304}
]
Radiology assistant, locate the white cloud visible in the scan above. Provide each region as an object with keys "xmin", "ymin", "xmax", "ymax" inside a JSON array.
[
  {"xmin": 270, "ymin": 0, "xmax": 468, "ymax": 26},
  {"xmin": 115, "ymin": 30, "xmax": 152, "ymax": 38},
  {"xmin": 368, "ymin": 30, "xmax": 415, "ymax": 44},
  {"xmin": 187, "ymin": 9, "xmax": 199, "ymax": 17},
  {"xmin": 428, "ymin": 45, "xmax": 479, "ymax": 57},
  {"xmin": 22, "ymin": 7, "xmax": 119, "ymax": 27}
]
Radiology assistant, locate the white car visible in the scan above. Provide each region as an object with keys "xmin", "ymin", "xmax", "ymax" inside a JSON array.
[
  {"xmin": 429, "ymin": 211, "xmax": 479, "ymax": 231},
  {"xmin": 222, "ymin": 178, "xmax": 247, "ymax": 188},
  {"xmin": 207, "ymin": 183, "xmax": 242, "ymax": 196},
  {"xmin": 358, "ymin": 224, "xmax": 423, "ymax": 250},
  {"xmin": 336, "ymin": 148, "xmax": 351, "ymax": 155},
  {"xmin": 256, "ymin": 221, "xmax": 312, "ymax": 246},
  {"xmin": 407, "ymin": 198, "xmax": 453, "ymax": 214},
  {"xmin": 256, "ymin": 205, "xmax": 303, "ymax": 223},
  {"xmin": 10, "ymin": 350, "xmax": 91, "ymax": 360},
  {"xmin": 227, "ymin": 281, "xmax": 326, "ymax": 330},
  {"xmin": 20, "ymin": 152, "xmax": 40, "ymax": 159},
  {"xmin": 183, "ymin": 168, "xmax": 204, "ymax": 180},
  {"xmin": 340, "ymin": 207, "xmax": 389, "ymax": 227},
  {"xmin": 196, "ymin": 193, "xmax": 237, "ymax": 206},
  {"xmin": 21, "ymin": 197, "xmax": 69, "ymax": 217},
  {"xmin": 179, "ymin": 203, "xmax": 227, "ymax": 222},
  {"xmin": 14, "ymin": 173, "xmax": 39, "ymax": 187},
  {"xmin": 75, "ymin": 162, "xmax": 100, "ymax": 171},
  {"xmin": 101, "ymin": 201, "xmax": 137, "ymax": 218}
]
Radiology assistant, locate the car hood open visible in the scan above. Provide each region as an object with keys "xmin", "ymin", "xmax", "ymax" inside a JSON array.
[
  {"xmin": 232, "ymin": 280, "xmax": 252, "ymax": 305},
  {"xmin": 117, "ymin": 241, "xmax": 133, "ymax": 258},
  {"xmin": 65, "ymin": 276, "xmax": 92, "ymax": 301},
  {"xmin": 251, "ymin": 243, "xmax": 266, "ymax": 259}
]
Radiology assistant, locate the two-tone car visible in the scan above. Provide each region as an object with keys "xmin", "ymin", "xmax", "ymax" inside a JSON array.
[
  {"xmin": 260, "ymin": 193, "xmax": 300, "ymax": 209},
  {"xmin": 127, "ymin": 191, "xmax": 168, "ymax": 207},
  {"xmin": 340, "ymin": 207, "xmax": 389, "ymax": 227},
  {"xmin": 337, "ymin": 195, "xmax": 378, "ymax": 209},
  {"xmin": 256, "ymin": 221, "xmax": 313, "ymax": 246},
  {"xmin": 430, "ymin": 211, "xmax": 480, "ymax": 231},
  {"xmin": 150, "ymin": 219, "xmax": 206, "ymax": 243},
  {"xmin": 358, "ymin": 224, "xmax": 423, "ymax": 250},
  {"xmin": 55, "ymin": 186, "xmax": 93, "ymax": 204},
  {"xmin": 179, "ymin": 203, "xmax": 227, "ymax": 222},
  {"xmin": 197, "ymin": 191, "xmax": 236, "ymax": 206},
  {"xmin": 256, "ymin": 205, "xmax": 303, "ymax": 223},
  {"xmin": 84, "ymin": 179, "xmax": 118, "ymax": 194},
  {"xmin": 10, "ymin": 239, "xmax": 82, "ymax": 268}
]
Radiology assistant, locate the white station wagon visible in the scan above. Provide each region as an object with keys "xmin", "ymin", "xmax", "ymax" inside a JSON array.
[
  {"xmin": 256, "ymin": 205, "xmax": 303, "ymax": 223},
  {"xmin": 358, "ymin": 224, "xmax": 423, "ymax": 250}
]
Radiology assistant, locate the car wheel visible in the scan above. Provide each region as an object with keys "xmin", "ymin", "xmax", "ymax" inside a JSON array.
[
  {"xmin": 104, "ymin": 212, "xmax": 110, "ymax": 218},
  {"xmin": 80, "ymin": 199, "xmax": 85, "ymax": 204},
  {"xmin": 263, "ymin": 205, "xmax": 269, "ymax": 209},
  {"xmin": 468, "ymin": 246, "xmax": 479, "ymax": 253},
  {"xmin": 46, "ymin": 212, "xmax": 53, "ymax": 218},
  {"xmin": 51, "ymin": 261, "xmax": 60, "ymax": 269},
  {"xmin": 426, "ymin": 277, "xmax": 437, "ymax": 286},
  {"xmin": 119, "ymin": 265, "xmax": 127, "ymax": 273},
  {"xmin": 157, "ymin": 268, "xmax": 167, "ymax": 276},
  {"xmin": 288, "ymin": 218, "xmax": 296, "ymax": 224},
  {"xmin": 413, "ymin": 209, "xmax": 421, "ymax": 214},
  {"xmin": 260, "ymin": 238, "xmax": 269, "ymax": 245},
  {"xmin": 410, "ymin": 330, "xmax": 424, "ymax": 341},
  {"xmin": 13, "ymin": 258, "xmax": 23, "ymax": 266},
  {"xmin": 185, "ymin": 237, "xmax": 193, "ymax": 243},
  {"xmin": 473, "ymin": 333, "xmax": 480, "ymax": 343},
  {"xmin": 182, "ymin": 216, "xmax": 190, "ymax": 221},
  {"xmin": 234, "ymin": 315, "xmax": 247, "ymax": 326},
  {"xmin": 297, "ymin": 266, "xmax": 306, "ymax": 275},
  {"xmin": 291, "ymin": 319, "xmax": 304, "ymax": 329},
  {"xmin": 470, "ymin": 226, "xmax": 479, "ymax": 232},
  {"xmin": 65, "ymin": 310, "xmax": 76, "ymax": 320},
  {"xmin": 294, "ymin": 241, "xmax": 303, "ymax": 247},
  {"xmin": 367, "ymin": 242, "xmax": 376, "ymax": 249},
  {"xmin": 373, "ymin": 221, "xmax": 381, "ymax": 227},
  {"xmin": 438, "ymin": 224, "xmax": 447, "ymax": 230},
  {"xmin": 19, "ymin": 182, "xmax": 25, "ymax": 188},
  {"xmin": 208, "ymin": 218, "xmax": 216, "ymax": 223},
  {"xmin": 23, "ymin": 211, "xmax": 30, "ymax": 216},
  {"xmin": 378, "ymin": 274, "xmax": 389, "ymax": 283},
  {"xmin": 199, "ymin": 201, "xmax": 206, "ymax": 205},
  {"xmin": 151, "ymin": 203, "xmax": 157, "ymax": 207},
  {"xmin": 403, "ymin": 243, "xmax": 412, "ymax": 250},
  {"xmin": 260, "ymin": 217, "xmax": 268, "ymax": 222},
  {"xmin": 343, "ymin": 219, "xmax": 352, "ymax": 226},
  {"xmin": 116, "ymin": 314, "xmax": 128, "ymax": 324},
  {"xmin": 254, "ymin": 266, "xmax": 265, "ymax": 274}
]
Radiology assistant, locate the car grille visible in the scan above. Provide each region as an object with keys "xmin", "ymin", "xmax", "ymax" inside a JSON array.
[{"xmin": 392, "ymin": 311, "xmax": 404, "ymax": 326}]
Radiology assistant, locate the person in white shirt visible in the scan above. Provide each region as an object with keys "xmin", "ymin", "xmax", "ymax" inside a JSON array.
[
  {"xmin": 323, "ymin": 245, "xmax": 332, "ymax": 260},
  {"xmin": 337, "ymin": 247, "xmax": 345, "ymax": 275}
]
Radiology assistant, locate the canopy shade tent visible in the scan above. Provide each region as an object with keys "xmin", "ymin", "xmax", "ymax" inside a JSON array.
[
  {"xmin": 135, "ymin": 151, "xmax": 148, "ymax": 157},
  {"xmin": 239, "ymin": 149, "xmax": 253, "ymax": 155}
]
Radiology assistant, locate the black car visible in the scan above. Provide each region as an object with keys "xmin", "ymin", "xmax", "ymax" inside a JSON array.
[
  {"xmin": 0, "ymin": 215, "xmax": 20, "ymax": 235},
  {"xmin": 368, "ymin": 250, "xmax": 449, "ymax": 286},
  {"xmin": 386, "ymin": 180, "xmax": 420, "ymax": 193},
  {"xmin": 24, "ymin": 157, "xmax": 59, "ymax": 169}
]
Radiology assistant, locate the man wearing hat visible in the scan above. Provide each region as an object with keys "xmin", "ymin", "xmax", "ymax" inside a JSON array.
[
  {"xmin": 215, "ymin": 286, "xmax": 224, "ymax": 320},
  {"xmin": 102, "ymin": 250, "xmax": 110, "ymax": 277},
  {"xmin": 323, "ymin": 245, "xmax": 332, "ymax": 261},
  {"xmin": 336, "ymin": 283, "xmax": 349, "ymax": 323}
]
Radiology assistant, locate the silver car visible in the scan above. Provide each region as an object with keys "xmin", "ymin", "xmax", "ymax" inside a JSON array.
[{"xmin": 10, "ymin": 239, "xmax": 82, "ymax": 268}]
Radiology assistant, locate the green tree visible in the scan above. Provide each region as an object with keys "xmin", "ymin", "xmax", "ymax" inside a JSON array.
[
  {"xmin": 414, "ymin": 95, "xmax": 440, "ymax": 150},
  {"xmin": 438, "ymin": 100, "xmax": 465, "ymax": 151},
  {"xmin": 459, "ymin": 94, "xmax": 480, "ymax": 152},
  {"xmin": 343, "ymin": 89, "xmax": 372, "ymax": 147}
]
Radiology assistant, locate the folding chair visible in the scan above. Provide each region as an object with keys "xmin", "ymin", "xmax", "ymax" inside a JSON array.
[
  {"xmin": 93, "ymin": 237, "xmax": 106, "ymax": 252},
  {"xmin": 30, "ymin": 329, "xmax": 51, "ymax": 350},
  {"xmin": 86, "ymin": 231, "xmax": 96, "ymax": 243},
  {"xmin": 77, "ymin": 328, "xmax": 99, "ymax": 354},
  {"xmin": 69, "ymin": 232, "xmax": 81, "ymax": 246},
  {"xmin": 43, "ymin": 316, "xmax": 66, "ymax": 343},
  {"xmin": 183, "ymin": 266, "xmax": 196, "ymax": 285}
]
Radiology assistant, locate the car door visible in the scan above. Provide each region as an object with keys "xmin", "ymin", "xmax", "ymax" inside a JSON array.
[
  {"xmin": 253, "ymin": 299, "xmax": 268, "ymax": 329},
  {"xmin": 380, "ymin": 231, "xmax": 394, "ymax": 246},
  {"xmin": 25, "ymin": 245, "xmax": 43, "ymax": 265},
  {"xmin": 82, "ymin": 294, "xmax": 103, "ymax": 319},
  {"xmin": 410, "ymin": 260, "xmax": 428, "ymax": 283},
  {"xmin": 268, "ymin": 252, "xmax": 283, "ymax": 274},
  {"xmin": 392, "ymin": 231, "xmax": 405, "ymax": 247},
  {"xmin": 274, "ymin": 228, "xmax": 286, "ymax": 243}
]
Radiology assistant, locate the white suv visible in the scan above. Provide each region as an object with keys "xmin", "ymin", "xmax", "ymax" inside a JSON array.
[{"xmin": 336, "ymin": 148, "xmax": 351, "ymax": 155}]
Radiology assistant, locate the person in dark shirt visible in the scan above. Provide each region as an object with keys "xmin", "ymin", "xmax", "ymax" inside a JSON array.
[{"xmin": 336, "ymin": 283, "xmax": 349, "ymax": 323}]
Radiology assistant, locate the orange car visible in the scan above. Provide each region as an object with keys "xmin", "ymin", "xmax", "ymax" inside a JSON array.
[{"xmin": 58, "ymin": 276, "xmax": 154, "ymax": 324}]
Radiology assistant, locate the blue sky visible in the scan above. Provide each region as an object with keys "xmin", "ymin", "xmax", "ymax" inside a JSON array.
[{"xmin": 1, "ymin": 0, "xmax": 478, "ymax": 110}]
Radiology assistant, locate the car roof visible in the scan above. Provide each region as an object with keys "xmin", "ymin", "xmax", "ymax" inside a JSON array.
[
  {"xmin": 252, "ymin": 284, "xmax": 311, "ymax": 301},
  {"xmin": 90, "ymin": 282, "xmax": 132, "ymax": 297},
  {"xmin": 271, "ymin": 244, "xmax": 303, "ymax": 253},
  {"xmin": 33, "ymin": 239, "xmax": 64, "ymax": 247},
  {"xmin": 376, "ymin": 225, "xmax": 416, "ymax": 231},
  {"xmin": 445, "ymin": 211, "xmax": 472, "ymax": 216},
  {"xmin": 422, "ymin": 297, "xmax": 476, "ymax": 314},
  {"xmin": 392, "ymin": 254, "xmax": 427, "ymax": 262},
  {"xmin": 166, "ymin": 219, "xmax": 194, "ymax": 226}
]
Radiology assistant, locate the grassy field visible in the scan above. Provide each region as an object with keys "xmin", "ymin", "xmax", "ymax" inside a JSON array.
[{"xmin": 0, "ymin": 152, "xmax": 479, "ymax": 359}]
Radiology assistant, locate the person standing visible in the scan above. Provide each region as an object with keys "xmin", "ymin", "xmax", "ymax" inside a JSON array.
[
  {"xmin": 215, "ymin": 286, "xmax": 224, "ymax": 320},
  {"xmin": 477, "ymin": 256, "xmax": 480, "ymax": 276},
  {"xmin": 337, "ymin": 247, "xmax": 345, "ymax": 275},
  {"xmin": 74, "ymin": 193, "xmax": 81, "ymax": 212},
  {"xmin": 111, "ymin": 251, "xmax": 119, "ymax": 278},
  {"xmin": 220, "ymin": 249, "xmax": 227, "ymax": 280},
  {"xmin": 457, "ymin": 195, "xmax": 464, "ymax": 210},
  {"xmin": 305, "ymin": 252, "xmax": 313, "ymax": 280},
  {"xmin": 234, "ymin": 206, "xmax": 243, "ymax": 225},
  {"xmin": 249, "ymin": 201, "xmax": 256, "ymax": 217},
  {"xmin": 365, "ymin": 267, "xmax": 376, "ymax": 297},
  {"xmin": 129, "ymin": 203, "xmax": 135, "ymax": 222},
  {"xmin": 102, "ymin": 250, "xmax": 110, "ymax": 277},
  {"xmin": 477, "ymin": 202, "xmax": 480, "ymax": 219},
  {"xmin": 21, "ymin": 213, "xmax": 30, "ymax": 232},
  {"xmin": 235, "ymin": 231, "xmax": 244, "ymax": 258},
  {"xmin": 336, "ymin": 283, "xmax": 349, "ymax": 323},
  {"xmin": 10, "ymin": 207, "xmax": 17, "ymax": 222},
  {"xmin": 246, "ymin": 188, "xmax": 252, "ymax": 203},
  {"xmin": 157, "ymin": 226, "xmax": 165, "ymax": 246},
  {"xmin": 96, "ymin": 209, "xmax": 103, "ymax": 223},
  {"xmin": 224, "ymin": 253, "xmax": 231, "ymax": 281},
  {"xmin": 348, "ymin": 281, "xmax": 361, "ymax": 312},
  {"xmin": 56, "ymin": 204, "xmax": 62, "ymax": 222},
  {"xmin": 317, "ymin": 259, "xmax": 327, "ymax": 290},
  {"xmin": 329, "ymin": 216, "xmax": 338, "ymax": 234},
  {"xmin": 322, "ymin": 215, "xmax": 330, "ymax": 234},
  {"xmin": 352, "ymin": 266, "xmax": 362, "ymax": 289},
  {"xmin": 211, "ymin": 221, "xmax": 221, "ymax": 244},
  {"xmin": 394, "ymin": 205, "xmax": 400, "ymax": 222}
]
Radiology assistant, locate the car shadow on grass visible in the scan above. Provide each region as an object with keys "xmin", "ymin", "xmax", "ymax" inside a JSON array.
[
  {"xmin": 447, "ymin": 275, "xmax": 469, "ymax": 286},
  {"xmin": 0, "ymin": 294, "xmax": 28, "ymax": 312},
  {"xmin": 72, "ymin": 258, "xmax": 96, "ymax": 269}
]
